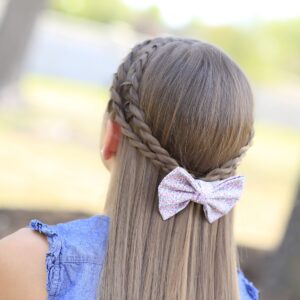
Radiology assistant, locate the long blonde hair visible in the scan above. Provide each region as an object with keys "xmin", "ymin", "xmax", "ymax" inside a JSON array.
[{"xmin": 98, "ymin": 37, "xmax": 254, "ymax": 300}]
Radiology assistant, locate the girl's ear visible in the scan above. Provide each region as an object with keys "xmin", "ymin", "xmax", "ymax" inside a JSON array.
[{"xmin": 101, "ymin": 119, "xmax": 121, "ymax": 160}]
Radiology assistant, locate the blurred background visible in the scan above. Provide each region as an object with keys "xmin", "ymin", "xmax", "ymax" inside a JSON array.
[{"xmin": 0, "ymin": 0, "xmax": 299, "ymax": 299}]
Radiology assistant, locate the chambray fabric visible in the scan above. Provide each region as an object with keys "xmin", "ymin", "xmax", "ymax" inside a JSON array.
[{"xmin": 27, "ymin": 215, "xmax": 259, "ymax": 300}]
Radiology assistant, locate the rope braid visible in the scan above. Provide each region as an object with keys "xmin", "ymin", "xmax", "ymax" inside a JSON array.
[
  {"xmin": 204, "ymin": 128, "xmax": 255, "ymax": 180},
  {"xmin": 106, "ymin": 37, "xmax": 255, "ymax": 181}
]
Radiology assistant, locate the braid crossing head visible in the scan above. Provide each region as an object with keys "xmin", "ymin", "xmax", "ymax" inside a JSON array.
[{"xmin": 106, "ymin": 37, "xmax": 254, "ymax": 181}]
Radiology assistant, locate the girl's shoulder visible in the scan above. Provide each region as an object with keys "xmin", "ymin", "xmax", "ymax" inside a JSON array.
[
  {"xmin": 0, "ymin": 214, "xmax": 110, "ymax": 300},
  {"xmin": 0, "ymin": 227, "xmax": 48, "ymax": 299}
]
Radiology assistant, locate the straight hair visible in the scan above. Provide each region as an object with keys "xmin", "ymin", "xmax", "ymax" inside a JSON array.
[{"xmin": 98, "ymin": 37, "xmax": 254, "ymax": 300}]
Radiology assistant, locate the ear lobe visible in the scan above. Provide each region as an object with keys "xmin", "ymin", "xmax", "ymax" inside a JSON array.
[{"xmin": 102, "ymin": 119, "xmax": 121, "ymax": 160}]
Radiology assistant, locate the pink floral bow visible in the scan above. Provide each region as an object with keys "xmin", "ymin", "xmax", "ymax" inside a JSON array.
[{"xmin": 158, "ymin": 166, "xmax": 244, "ymax": 223}]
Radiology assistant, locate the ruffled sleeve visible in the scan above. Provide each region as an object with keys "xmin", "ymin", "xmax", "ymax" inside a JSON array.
[
  {"xmin": 27, "ymin": 215, "xmax": 110, "ymax": 300},
  {"xmin": 28, "ymin": 219, "xmax": 62, "ymax": 298}
]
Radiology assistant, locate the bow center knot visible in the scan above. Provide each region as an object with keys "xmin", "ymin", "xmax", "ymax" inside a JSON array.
[{"xmin": 193, "ymin": 180, "xmax": 214, "ymax": 205}]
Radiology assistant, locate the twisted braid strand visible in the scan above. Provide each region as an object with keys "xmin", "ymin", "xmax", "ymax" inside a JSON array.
[{"xmin": 107, "ymin": 37, "xmax": 254, "ymax": 180}]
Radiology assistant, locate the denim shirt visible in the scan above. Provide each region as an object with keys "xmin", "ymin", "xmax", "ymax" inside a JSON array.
[{"xmin": 27, "ymin": 215, "xmax": 259, "ymax": 300}]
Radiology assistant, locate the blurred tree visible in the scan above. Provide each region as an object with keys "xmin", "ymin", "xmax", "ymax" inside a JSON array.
[
  {"xmin": 239, "ymin": 177, "xmax": 300, "ymax": 300},
  {"xmin": 0, "ymin": 0, "xmax": 9, "ymax": 18},
  {"xmin": 261, "ymin": 178, "xmax": 300, "ymax": 299},
  {"xmin": 0, "ymin": 0, "xmax": 47, "ymax": 103}
]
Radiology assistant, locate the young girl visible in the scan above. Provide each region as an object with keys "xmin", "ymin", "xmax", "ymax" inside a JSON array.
[{"xmin": 0, "ymin": 37, "xmax": 259, "ymax": 300}]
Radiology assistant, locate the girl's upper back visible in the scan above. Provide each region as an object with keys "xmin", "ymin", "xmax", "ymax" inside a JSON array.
[{"xmin": 26, "ymin": 215, "xmax": 259, "ymax": 300}]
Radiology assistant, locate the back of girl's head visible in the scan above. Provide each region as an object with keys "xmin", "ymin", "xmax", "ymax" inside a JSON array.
[{"xmin": 99, "ymin": 37, "xmax": 254, "ymax": 300}]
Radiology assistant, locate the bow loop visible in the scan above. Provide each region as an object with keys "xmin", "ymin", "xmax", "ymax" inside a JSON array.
[{"xmin": 158, "ymin": 166, "xmax": 244, "ymax": 223}]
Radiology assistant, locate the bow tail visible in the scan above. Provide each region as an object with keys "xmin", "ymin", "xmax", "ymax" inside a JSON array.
[
  {"xmin": 159, "ymin": 200, "xmax": 190, "ymax": 220},
  {"xmin": 203, "ymin": 200, "xmax": 238, "ymax": 223}
]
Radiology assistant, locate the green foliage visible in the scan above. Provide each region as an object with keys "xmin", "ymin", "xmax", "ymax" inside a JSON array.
[{"xmin": 50, "ymin": 0, "xmax": 134, "ymax": 23}]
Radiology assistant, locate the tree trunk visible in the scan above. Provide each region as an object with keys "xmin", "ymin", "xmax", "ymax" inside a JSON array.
[{"xmin": 0, "ymin": 0, "xmax": 47, "ymax": 92}]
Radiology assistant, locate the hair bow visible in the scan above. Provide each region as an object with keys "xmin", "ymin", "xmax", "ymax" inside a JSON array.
[{"xmin": 158, "ymin": 166, "xmax": 244, "ymax": 223}]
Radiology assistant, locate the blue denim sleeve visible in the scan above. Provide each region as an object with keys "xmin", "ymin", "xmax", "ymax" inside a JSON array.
[
  {"xmin": 27, "ymin": 215, "xmax": 110, "ymax": 300},
  {"xmin": 238, "ymin": 268, "xmax": 259, "ymax": 300},
  {"xmin": 28, "ymin": 219, "xmax": 62, "ymax": 298}
]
